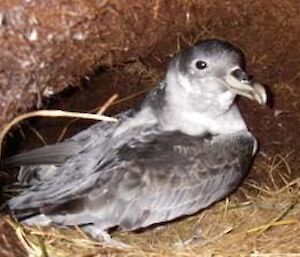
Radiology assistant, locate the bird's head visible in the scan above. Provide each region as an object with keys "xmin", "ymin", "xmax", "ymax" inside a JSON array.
[{"xmin": 167, "ymin": 39, "xmax": 267, "ymax": 106}]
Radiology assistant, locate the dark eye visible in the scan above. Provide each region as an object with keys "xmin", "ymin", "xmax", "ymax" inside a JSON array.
[{"xmin": 195, "ymin": 60, "xmax": 207, "ymax": 70}]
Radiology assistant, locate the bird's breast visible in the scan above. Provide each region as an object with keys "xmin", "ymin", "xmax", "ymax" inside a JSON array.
[{"xmin": 159, "ymin": 106, "xmax": 247, "ymax": 136}]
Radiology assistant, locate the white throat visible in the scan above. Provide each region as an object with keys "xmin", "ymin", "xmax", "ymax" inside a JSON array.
[{"xmin": 157, "ymin": 70, "xmax": 248, "ymax": 135}]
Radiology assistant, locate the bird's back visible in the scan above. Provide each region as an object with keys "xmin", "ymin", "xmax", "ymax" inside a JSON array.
[{"xmin": 8, "ymin": 129, "xmax": 255, "ymax": 232}]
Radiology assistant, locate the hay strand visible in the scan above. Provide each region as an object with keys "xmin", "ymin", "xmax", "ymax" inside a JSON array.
[{"xmin": 0, "ymin": 110, "xmax": 117, "ymax": 159}]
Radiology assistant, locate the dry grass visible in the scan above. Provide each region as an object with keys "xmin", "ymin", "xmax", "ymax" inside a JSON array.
[
  {"xmin": 0, "ymin": 110, "xmax": 117, "ymax": 160},
  {"xmin": 2, "ymin": 156, "xmax": 299, "ymax": 257}
]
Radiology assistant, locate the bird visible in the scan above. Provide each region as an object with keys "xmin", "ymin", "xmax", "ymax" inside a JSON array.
[{"xmin": 5, "ymin": 39, "xmax": 267, "ymax": 248}]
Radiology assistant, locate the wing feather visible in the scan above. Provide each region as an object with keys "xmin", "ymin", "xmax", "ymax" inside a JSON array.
[{"xmin": 9, "ymin": 130, "xmax": 255, "ymax": 232}]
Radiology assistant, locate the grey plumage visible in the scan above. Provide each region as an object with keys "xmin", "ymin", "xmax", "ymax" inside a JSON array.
[{"xmin": 6, "ymin": 39, "xmax": 266, "ymax": 247}]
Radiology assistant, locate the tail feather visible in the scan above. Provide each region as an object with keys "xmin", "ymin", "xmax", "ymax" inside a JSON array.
[{"xmin": 4, "ymin": 141, "xmax": 79, "ymax": 167}]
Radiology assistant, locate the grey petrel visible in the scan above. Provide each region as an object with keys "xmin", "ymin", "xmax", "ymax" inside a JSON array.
[{"xmin": 6, "ymin": 39, "xmax": 267, "ymax": 247}]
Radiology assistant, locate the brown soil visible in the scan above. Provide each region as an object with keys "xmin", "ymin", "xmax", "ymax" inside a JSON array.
[{"xmin": 0, "ymin": 0, "xmax": 299, "ymax": 256}]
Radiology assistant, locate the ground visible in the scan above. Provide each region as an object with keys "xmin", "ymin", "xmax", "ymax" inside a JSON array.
[{"xmin": 0, "ymin": 0, "xmax": 300, "ymax": 256}]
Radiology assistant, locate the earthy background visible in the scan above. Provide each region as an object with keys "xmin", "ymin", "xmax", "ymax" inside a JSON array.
[{"xmin": 0, "ymin": 0, "xmax": 299, "ymax": 256}]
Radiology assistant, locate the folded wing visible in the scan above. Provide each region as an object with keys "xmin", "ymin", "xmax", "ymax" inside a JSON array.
[{"xmin": 9, "ymin": 130, "xmax": 255, "ymax": 232}]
